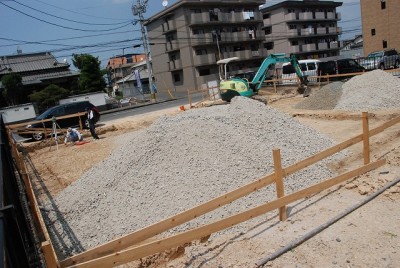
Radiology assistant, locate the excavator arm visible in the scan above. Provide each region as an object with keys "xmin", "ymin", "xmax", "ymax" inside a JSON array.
[
  {"xmin": 250, "ymin": 53, "xmax": 309, "ymax": 95},
  {"xmin": 219, "ymin": 53, "xmax": 310, "ymax": 102}
]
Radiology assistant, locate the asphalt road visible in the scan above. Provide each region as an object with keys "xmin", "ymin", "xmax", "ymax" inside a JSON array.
[
  {"xmin": 99, "ymin": 93, "xmax": 205, "ymax": 123},
  {"xmin": 11, "ymin": 93, "xmax": 206, "ymax": 143}
]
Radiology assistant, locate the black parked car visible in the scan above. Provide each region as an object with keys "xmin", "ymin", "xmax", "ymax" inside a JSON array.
[
  {"xmin": 318, "ymin": 58, "xmax": 365, "ymax": 81},
  {"xmin": 21, "ymin": 101, "xmax": 100, "ymax": 141}
]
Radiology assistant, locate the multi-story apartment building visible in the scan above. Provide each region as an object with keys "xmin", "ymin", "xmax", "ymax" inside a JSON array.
[
  {"xmin": 106, "ymin": 53, "xmax": 146, "ymax": 88},
  {"xmin": 145, "ymin": 0, "xmax": 265, "ymax": 93},
  {"xmin": 361, "ymin": 0, "xmax": 400, "ymax": 55},
  {"xmin": 260, "ymin": 0, "xmax": 342, "ymax": 59}
]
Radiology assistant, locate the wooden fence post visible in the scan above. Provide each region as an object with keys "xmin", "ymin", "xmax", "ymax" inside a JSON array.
[
  {"xmin": 272, "ymin": 149, "xmax": 287, "ymax": 221},
  {"xmin": 362, "ymin": 112, "xmax": 370, "ymax": 164},
  {"xmin": 41, "ymin": 241, "xmax": 60, "ymax": 268}
]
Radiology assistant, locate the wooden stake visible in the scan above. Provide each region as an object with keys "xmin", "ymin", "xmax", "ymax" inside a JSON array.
[
  {"xmin": 41, "ymin": 241, "xmax": 60, "ymax": 268},
  {"xmin": 362, "ymin": 112, "xmax": 370, "ymax": 164},
  {"xmin": 273, "ymin": 149, "xmax": 286, "ymax": 221}
]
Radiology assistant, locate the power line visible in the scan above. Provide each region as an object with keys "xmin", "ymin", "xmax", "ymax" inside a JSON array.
[
  {"xmin": 12, "ymin": 0, "xmax": 132, "ymax": 26},
  {"xmin": 0, "ymin": 2, "xmax": 134, "ymax": 32},
  {"xmin": 29, "ymin": 0, "xmax": 131, "ymax": 21}
]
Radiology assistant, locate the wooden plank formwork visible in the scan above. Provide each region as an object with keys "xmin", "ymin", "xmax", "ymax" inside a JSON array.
[
  {"xmin": 7, "ymin": 130, "xmax": 60, "ymax": 268},
  {"xmin": 52, "ymin": 113, "xmax": 399, "ymax": 267}
]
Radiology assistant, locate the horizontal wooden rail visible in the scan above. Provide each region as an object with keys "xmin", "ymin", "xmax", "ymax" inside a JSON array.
[
  {"xmin": 70, "ymin": 159, "xmax": 385, "ymax": 268},
  {"xmin": 61, "ymin": 114, "xmax": 400, "ymax": 267},
  {"xmin": 7, "ymin": 112, "xmax": 86, "ymax": 129}
]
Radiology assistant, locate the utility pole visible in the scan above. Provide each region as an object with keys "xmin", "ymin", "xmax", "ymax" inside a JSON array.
[{"xmin": 132, "ymin": 0, "xmax": 156, "ymax": 101}]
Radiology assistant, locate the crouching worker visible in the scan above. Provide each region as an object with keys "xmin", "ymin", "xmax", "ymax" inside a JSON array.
[{"xmin": 64, "ymin": 127, "xmax": 83, "ymax": 145}]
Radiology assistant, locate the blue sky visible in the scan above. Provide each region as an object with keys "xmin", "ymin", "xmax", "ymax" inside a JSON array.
[{"xmin": 0, "ymin": 0, "xmax": 361, "ymax": 69}]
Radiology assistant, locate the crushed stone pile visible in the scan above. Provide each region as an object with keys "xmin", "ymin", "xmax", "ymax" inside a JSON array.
[
  {"xmin": 295, "ymin": 70, "xmax": 400, "ymax": 111},
  {"xmin": 294, "ymin": 81, "xmax": 343, "ymax": 110},
  {"xmin": 45, "ymin": 97, "xmax": 343, "ymax": 258},
  {"xmin": 335, "ymin": 69, "xmax": 400, "ymax": 111}
]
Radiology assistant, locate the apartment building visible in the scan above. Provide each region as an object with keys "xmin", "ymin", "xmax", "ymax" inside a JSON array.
[
  {"xmin": 361, "ymin": 0, "xmax": 400, "ymax": 55},
  {"xmin": 145, "ymin": 0, "xmax": 265, "ymax": 93},
  {"xmin": 260, "ymin": 0, "xmax": 342, "ymax": 59},
  {"xmin": 106, "ymin": 53, "xmax": 146, "ymax": 88}
]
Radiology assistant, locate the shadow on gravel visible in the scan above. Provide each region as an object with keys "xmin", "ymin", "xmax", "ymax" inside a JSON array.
[{"xmin": 22, "ymin": 151, "xmax": 85, "ymax": 259}]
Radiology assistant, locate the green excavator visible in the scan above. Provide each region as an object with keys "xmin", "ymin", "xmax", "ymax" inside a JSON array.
[{"xmin": 218, "ymin": 53, "xmax": 310, "ymax": 102}]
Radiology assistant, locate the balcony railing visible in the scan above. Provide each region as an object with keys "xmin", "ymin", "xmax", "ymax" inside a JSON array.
[
  {"xmin": 303, "ymin": 43, "xmax": 316, "ymax": 52},
  {"xmin": 326, "ymin": 12, "xmax": 335, "ymax": 19},
  {"xmin": 190, "ymin": 11, "xmax": 261, "ymax": 24},
  {"xmin": 315, "ymin": 12, "xmax": 325, "ymax": 19},
  {"xmin": 169, "ymin": 59, "xmax": 183, "ymax": 71},
  {"xmin": 316, "ymin": 27, "xmax": 326, "ymax": 35},
  {"xmin": 193, "ymin": 53, "xmax": 217, "ymax": 66},
  {"xmin": 191, "ymin": 33, "xmax": 213, "ymax": 45},
  {"xmin": 299, "ymin": 12, "xmax": 313, "ymax": 20},
  {"xmin": 301, "ymin": 28, "xmax": 313, "ymax": 36},
  {"xmin": 290, "ymin": 45, "xmax": 301, "ymax": 53},
  {"xmin": 286, "ymin": 13, "xmax": 296, "ymax": 21},
  {"xmin": 318, "ymin": 42, "xmax": 328, "ymax": 50},
  {"xmin": 166, "ymin": 40, "xmax": 180, "ymax": 51}
]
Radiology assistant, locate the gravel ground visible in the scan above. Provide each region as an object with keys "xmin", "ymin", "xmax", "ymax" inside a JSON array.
[
  {"xmin": 295, "ymin": 70, "xmax": 400, "ymax": 111},
  {"xmin": 335, "ymin": 69, "xmax": 400, "ymax": 111},
  {"xmin": 45, "ymin": 97, "xmax": 343, "ymax": 258}
]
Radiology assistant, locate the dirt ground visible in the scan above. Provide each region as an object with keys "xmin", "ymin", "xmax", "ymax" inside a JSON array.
[{"xmin": 24, "ymin": 88, "xmax": 400, "ymax": 267}]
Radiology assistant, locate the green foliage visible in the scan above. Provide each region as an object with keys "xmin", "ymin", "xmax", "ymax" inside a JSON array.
[
  {"xmin": 114, "ymin": 90, "xmax": 123, "ymax": 100},
  {"xmin": 72, "ymin": 54, "xmax": 106, "ymax": 94},
  {"xmin": 1, "ymin": 73, "xmax": 23, "ymax": 106},
  {"xmin": 29, "ymin": 84, "xmax": 69, "ymax": 111}
]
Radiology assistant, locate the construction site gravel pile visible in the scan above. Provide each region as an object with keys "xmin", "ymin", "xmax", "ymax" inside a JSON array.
[
  {"xmin": 335, "ymin": 69, "xmax": 400, "ymax": 111},
  {"xmin": 294, "ymin": 81, "xmax": 343, "ymax": 110},
  {"xmin": 45, "ymin": 97, "xmax": 344, "ymax": 258},
  {"xmin": 295, "ymin": 70, "xmax": 400, "ymax": 111}
]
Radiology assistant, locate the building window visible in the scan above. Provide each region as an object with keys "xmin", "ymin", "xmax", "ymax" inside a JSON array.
[
  {"xmin": 263, "ymin": 13, "xmax": 270, "ymax": 19},
  {"xmin": 291, "ymin": 41, "xmax": 299, "ymax": 46},
  {"xmin": 190, "ymin": 8, "xmax": 201, "ymax": 13},
  {"xmin": 383, "ymin": 40, "xmax": 387, "ymax": 48},
  {"xmin": 195, "ymin": 49, "xmax": 207, "ymax": 55},
  {"xmin": 193, "ymin": 29, "xmax": 205, "ymax": 35},
  {"xmin": 371, "ymin": 29, "xmax": 376, "ymax": 36},
  {"xmin": 173, "ymin": 72, "xmax": 181, "ymax": 82},
  {"xmin": 250, "ymin": 44, "xmax": 259, "ymax": 51},
  {"xmin": 264, "ymin": 42, "xmax": 274, "ymax": 50},
  {"xmin": 166, "ymin": 33, "xmax": 175, "ymax": 42},
  {"xmin": 233, "ymin": 45, "xmax": 245, "ymax": 51},
  {"xmin": 381, "ymin": 1, "xmax": 386, "ymax": 9},
  {"xmin": 199, "ymin": 68, "xmax": 210, "ymax": 76},
  {"xmin": 289, "ymin": 24, "xmax": 296, "ymax": 30},
  {"xmin": 264, "ymin": 26, "xmax": 272, "ymax": 35}
]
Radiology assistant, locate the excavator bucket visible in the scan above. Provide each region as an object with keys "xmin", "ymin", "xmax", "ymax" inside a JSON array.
[{"xmin": 297, "ymin": 84, "xmax": 310, "ymax": 97}]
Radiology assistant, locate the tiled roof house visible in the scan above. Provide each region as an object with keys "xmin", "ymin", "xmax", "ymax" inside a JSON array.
[{"xmin": 0, "ymin": 52, "xmax": 79, "ymax": 90}]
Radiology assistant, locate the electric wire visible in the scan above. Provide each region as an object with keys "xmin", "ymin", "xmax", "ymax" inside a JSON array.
[
  {"xmin": 0, "ymin": 1, "xmax": 134, "ymax": 32},
  {"xmin": 12, "ymin": 0, "xmax": 132, "ymax": 26}
]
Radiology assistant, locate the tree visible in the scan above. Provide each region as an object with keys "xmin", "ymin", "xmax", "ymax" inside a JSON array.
[
  {"xmin": 1, "ymin": 73, "xmax": 23, "ymax": 106},
  {"xmin": 29, "ymin": 84, "xmax": 69, "ymax": 112},
  {"xmin": 72, "ymin": 54, "xmax": 106, "ymax": 94}
]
